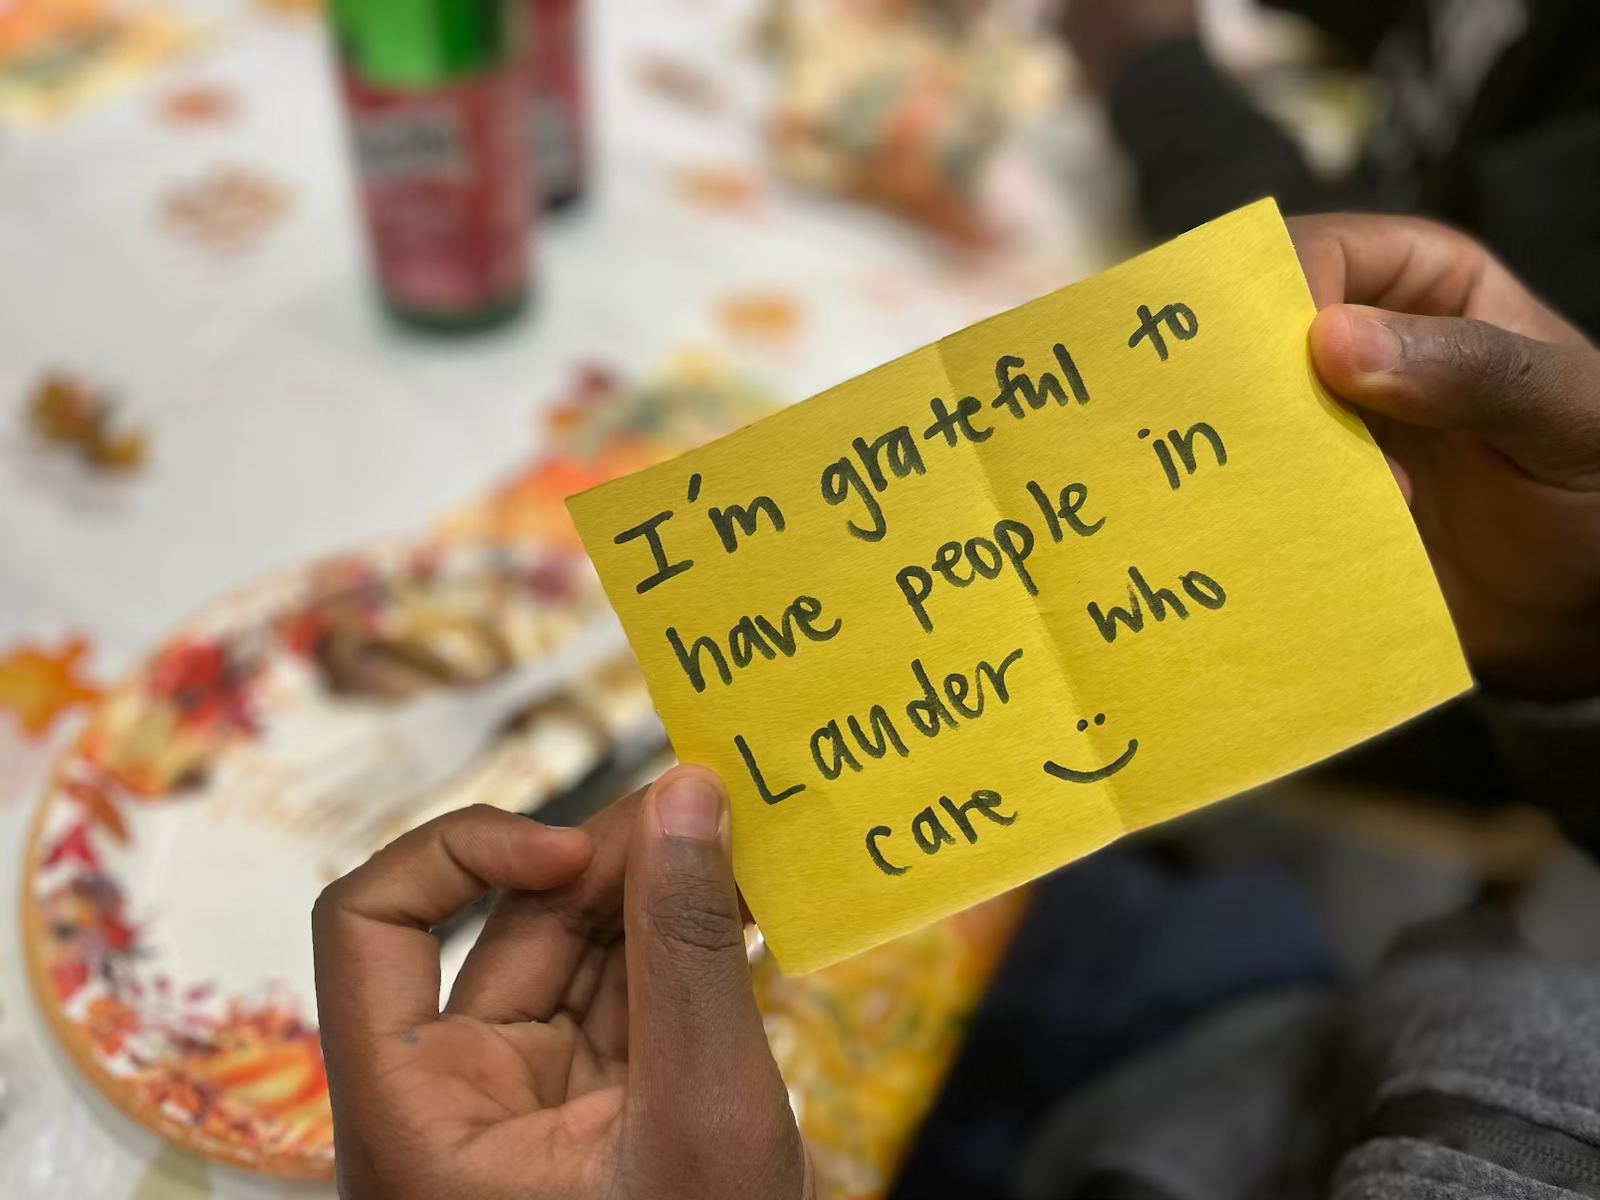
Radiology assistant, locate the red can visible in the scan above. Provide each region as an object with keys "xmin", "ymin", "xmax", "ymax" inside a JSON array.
[
  {"xmin": 524, "ymin": 0, "xmax": 588, "ymax": 210},
  {"xmin": 331, "ymin": 0, "xmax": 531, "ymax": 331}
]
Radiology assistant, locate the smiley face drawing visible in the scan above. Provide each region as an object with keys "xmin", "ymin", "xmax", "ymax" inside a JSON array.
[{"xmin": 1043, "ymin": 711, "xmax": 1139, "ymax": 783}]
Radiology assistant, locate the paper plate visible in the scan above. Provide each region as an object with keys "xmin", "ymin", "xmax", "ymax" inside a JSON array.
[
  {"xmin": 18, "ymin": 361, "xmax": 1027, "ymax": 1196},
  {"xmin": 20, "ymin": 536, "xmax": 657, "ymax": 1179}
]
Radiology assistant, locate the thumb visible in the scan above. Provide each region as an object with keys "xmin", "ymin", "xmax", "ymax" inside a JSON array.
[
  {"xmin": 1309, "ymin": 303, "xmax": 1600, "ymax": 489},
  {"xmin": 622, "ymin": 765, "xmax": 805, "ymax": 1196}
]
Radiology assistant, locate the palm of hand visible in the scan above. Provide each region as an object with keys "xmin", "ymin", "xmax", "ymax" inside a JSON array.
[
  {"xmin": 321, "ymin": 817, "xmax": 637, "ymax": 1200},
  {"xmin": 375, "ymin": 1006, "xmax": 627, "ymax": 1198},
  {"xmin": 316, "ymin": 778, "xmax": 812, "ymax": 1200}
]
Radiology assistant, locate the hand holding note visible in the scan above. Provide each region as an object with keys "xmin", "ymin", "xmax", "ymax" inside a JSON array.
[
  {"xmin": 1292, "ymin": 213, "xmax": 1600, "ymax": 700},
  {"xmin": 313, "ymin": 771, "xmax": 813, "ymax": 1200},
  {"xmin": 570, "ymin": 201, "xmax": 1474, "ymax": 973},
  {"xmin": 318, "ymin": 207, "xmax": 1600, "ymax": 1200}
]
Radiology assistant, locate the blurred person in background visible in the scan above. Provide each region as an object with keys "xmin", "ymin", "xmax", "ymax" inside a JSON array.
[
  {"xmin": 315, "ymin": 211, "xmax": 1600, "ymax": 1200},
  {"xmin": 1061, "ymin": 0, "xmax": 1600, "ymax": 339}
]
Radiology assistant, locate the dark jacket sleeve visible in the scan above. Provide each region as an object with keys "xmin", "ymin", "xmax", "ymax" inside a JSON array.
[
  {"xmin": 1108, "ymin": 36, "xmax": 1367, "ymax": 236},
  {"xmin": 1478, "ymin": 690, "xmax": 1600, "ymax": 864}
]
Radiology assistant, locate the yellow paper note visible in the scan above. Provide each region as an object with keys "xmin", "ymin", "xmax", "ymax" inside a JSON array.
[{"xmin": 568, "ymin": 200, "xmax": 1471, "ymax": 974}]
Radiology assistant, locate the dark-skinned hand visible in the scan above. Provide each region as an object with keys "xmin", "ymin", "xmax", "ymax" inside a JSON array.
[
  {"xmin": 313, "ymin": 766, "xmax": 812, "ymax": 1200},
  {"xmin": 1292, "ymin": 212, "xmax": 1600, "ymax": 699}
]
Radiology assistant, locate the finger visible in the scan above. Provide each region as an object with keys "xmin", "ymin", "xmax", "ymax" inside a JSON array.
[
  {"xmin": 621, "ymin": 767, "xmax": 790, "ymax": 1147},
  {"xmin": 582, "ymin": 938, "xmax": 630, "ymax": 1065},
  {"xmin": 445, "ymin": 787, "xmax": 641, "ymax": 1023},
  {"xmin": 1309, "ymin": 304, "xmax": 1600, "ymax": 488},
  {"xmin": 1290, "ymin": 212, "xmax": 1485, "ymax": 313},
  {"xmin": 1287, "ymin": 212, "xmax": 1578, "ymax": 344},
  {"xmin": 313, "ymin": 806, "xmax": 592, "ymax": 1042}
]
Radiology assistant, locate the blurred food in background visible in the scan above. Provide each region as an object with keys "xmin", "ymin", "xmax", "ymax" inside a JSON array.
[
  {"xmin": 0, "ymin": 0, "xmax": 110, "ymax": 62},
  {"xmin": 285, "ymin": 547, "xmax": 594, "ymax": 701},
  {"xmin": 78, "ymin": 635, "xmax": 262, "ymax": 799},
  {"xmin": 0, "ymin": 0, "xmax": 195, "ymax": 127},
  {"xmin": 440, "ymin": 354, "xmax": 782, "ymax": 547},
  {"xmin": 762, "ymin": 0, "xmax": 1064, "ymax": 244}
]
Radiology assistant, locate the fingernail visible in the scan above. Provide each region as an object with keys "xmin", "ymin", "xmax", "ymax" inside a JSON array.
[
  {"xmin": 1350, "ymin": 312, "xmax": 1403, "ymax": 374},
  {"xmin": 657, "ymin": 774, "xmax": 723, "ymax": 842}
]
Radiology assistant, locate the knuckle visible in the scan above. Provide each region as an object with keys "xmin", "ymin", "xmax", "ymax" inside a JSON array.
[
  {"xmin": 430, "ymin": 803, "xmax": 498, "ymax": 839},
  {"xmin": 645, "ymin": 876, "xmax": 742, "ymax": 957},
  {"xmin": 1445, "ymin": 319, "xmax": 1517, "ymax": 381},
  {"xmin": 1476, "ymin": 323, "xmax": 1574, "ymax": 427},
  {"xmin": 1500, "ymin": 343, "xmax": 1543, "ymax": 407},
  {"xmin": 311, "ymin": 878, "xmax": 349, "ymax": 932},
  {"xmin": 558, "ymin": 891, "xmax": 623, "ymax": 942},
  {"xmin": 409, "ymin": 804, "xmax": 495, "ymax": 844},
  {"xmin": 1436, "ymin": 318, "xmax": 1489, "ymax": 373},
  {"xmin": 1419, "ymin": 318, "xmax": 1537, "ymax": 421},
  {"xmin": 434, "ymin": 804, "xmax": 497, "ymax": 850}
]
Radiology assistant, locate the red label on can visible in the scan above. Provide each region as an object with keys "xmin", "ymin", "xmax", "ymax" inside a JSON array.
[{"xmin": 342, "ymin": 66, "xmax": 530, "ymax": 318}]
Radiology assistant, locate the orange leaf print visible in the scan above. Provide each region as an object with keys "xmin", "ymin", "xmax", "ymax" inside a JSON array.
[
  {"xmin": 0, "ymin": 634, "xmax": 103, "ymax": 740},
  {"xmin": 157, "ymin": 82, "xmax": 239, "ymax": 127},
  {"xmin": 672, "ymin": 165, "xmax": 764, "ymax": 215},
  {"xmin": 717, "ymin": 291, "xmax": 803, "ymax": 347}
]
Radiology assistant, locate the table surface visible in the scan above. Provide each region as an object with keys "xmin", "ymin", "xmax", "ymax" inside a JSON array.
[{"xmin": 0, "ymin": 0, "xmax": 1147, "ymax": 1194}]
